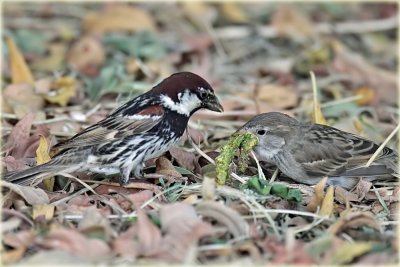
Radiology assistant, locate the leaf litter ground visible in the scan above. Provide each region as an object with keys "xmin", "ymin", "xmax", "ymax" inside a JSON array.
[{"xmin": 1, "ymin": 2, "xmax": 399, "ymax": 265}]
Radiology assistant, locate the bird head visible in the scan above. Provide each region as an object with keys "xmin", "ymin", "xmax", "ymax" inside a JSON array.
[
  {"xmin": 237, "ymin": 112, "xmax": 299, "ymax": 161},
  {"xmin": 154, "ymin": 72, "xmax": 223, "ymax": 116}
]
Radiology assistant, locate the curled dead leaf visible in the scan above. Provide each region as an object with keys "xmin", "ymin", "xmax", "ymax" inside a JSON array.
[
  {"xmin": 1, "ymin": 181, "xmax": 49, "ymax": 205},
  {"xmin": 328, "ymin": 211, "xmax": 381, "ymax": 235},
  {"xmin": 196, "ymin": 201, "xmax": 249, "ymax": 238},
  {"xmin": 156, "ymin": 156, "xmax": 182, "ymax": 177},
  {"xmin": 307, "ymin": 176, "xmax": 327, "ymax": 212}
]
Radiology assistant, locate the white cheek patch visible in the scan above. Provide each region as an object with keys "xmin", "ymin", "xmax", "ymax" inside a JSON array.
[{"xmin": 160, "ymin": 90, "xmax": 202, "ymax": 116}]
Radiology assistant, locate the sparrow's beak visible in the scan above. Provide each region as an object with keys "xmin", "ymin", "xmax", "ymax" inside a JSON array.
[{"xmin": 204, "ymin": 94, "xmax": 224, "ymax": 112}]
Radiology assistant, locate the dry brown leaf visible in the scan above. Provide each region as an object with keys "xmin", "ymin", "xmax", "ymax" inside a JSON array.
[
  {"xmin": 388, "ymin": 202, "xmax": 399, "ymax": 221},
  {"xmin": 38, "ymin": 227, "xmax": 112, "ymax": 261},
  {"xmin": 3, "ymin": 230, "xmax": 35, "ymax": 249},
  {"xmin": 196, "ymin": 201, "xmax": 248, "ymax": 238},
  {"xmin": 1, "ymin": 181, "xmax": 49, "ymax": 205},
  {"xmin": 112, "ymin": 208, "xmax": 162, "ymax": 258},
  {"xmin": 335, "ymin": 186, "xmax": 358, "ymax": 204},
  {"xmin": 5, "ymin": 113, "xmax": 34, "ymax": 157},
  {"xmin": 6, "ymin": 38, "xmax": 34, "ymax": 84},
  {"xmin": 78, "ymin": 207, "xmax": 115, "ymax": 241},
  {"xmin": 2, "ymin": 156, "xmax": 30, "ymax": 172},
  {"xmin": 307, "ymin": 176, "xmax": 327, "ymax": 212},
  {"xmin": 67, "ymin": 36, "xmax": 105, "ymax": 76},
  {"xmin": 271, "ymin": 4, "xmax": 316, "ymax": 40},
  {"xmin": 158, "ymin": 202, "xmax": 215, "ymax": 262},
  {"xmin": 155, "ymin": 156, "xmax": 182, "ymax": 177},
  {"xmin": 328, "ymin": 211, "xmax": 380, "ymax": 235},
  {"xmin": 82, "ymin": 5, "xmax": 156, "ymax": 34},
  {"xmin": 169, "ymin": 147, "xmax": 200, "ymax": 172},
  {"xmin": 333, "ymin": 43, "xmax": 397, "ymax": 105},
  {"xmin": 256, "ymin": 84, "xmax": 298, "ymax": 109},
  {"xmin": 3, "ymin": 84, "xmax": 45, "ymax": 119},
  {"xmin": 352, "ymin": 179, "xmax": 372, "ymax": 201}
]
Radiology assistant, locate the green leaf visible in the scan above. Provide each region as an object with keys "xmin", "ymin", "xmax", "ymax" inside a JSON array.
[
  {"xmin": 287, "ymin": 188, "xmax": 303, "ymax": 202},
  {"xmin": 246, "ymin": 176, "xmax": 271, "ymax": 196}
]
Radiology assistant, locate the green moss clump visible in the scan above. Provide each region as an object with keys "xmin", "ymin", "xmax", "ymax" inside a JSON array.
[{"xmin": 215, "ymin": 132, "xmax": 258, "ymax": 185}]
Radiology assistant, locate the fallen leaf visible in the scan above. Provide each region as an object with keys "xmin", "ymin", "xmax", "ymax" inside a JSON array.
[
  {"xmin": 219, "ymin": 2, "xmax": 249, "ymax": 23},
  {"xmin": 319, "ymin": 186, "xmax": 334, "ymax": 216},
  {"xmin": 331, "ymin": 242, "xmax": 374, "ymax": 265},
  {"xmin": 78, "ymin": 207, "xmax": 115, "ymax": 241},
  {"xmin": 2, "ymin": 247, "xmax": 26, "ymax": 264},
  {"xmin": 6, "ymin": 37, "xmax": 34, "ymax": 84},
  {"xmin": 32, "ymin": 204, "xmax": 55, "ymax": 221},
  {"xmin": 37, "ymin": 227, "xmax": 112, "ymax": 261},
  {"xmin": 82, "ymin": 5, "xmax": 156, "ymax": 34},
  {"xmin": 31, "ymin": 43, "xmax": 67, "ymax": 72},
  {"xmin": 195, "ymin": 201, "xmax": 248, "ymax": 238},
  {"xmin": 155, "ymin": 156, "xmax": 182, "ymax": 177},
  {"xmin": 328, "ymin": 211, "xmax": 380, "ymax": 235},
  {"xmin": 310, "ymin": 71, "xmax": 327, "ymax": 125},
  {"xmin": 256, "ymin": 84, "xmax": 298, "ymax": 109},
  {"xmin": 36, "ymin": 135, "xmax": 54, "ymax": 191},
  {"xmin": 307, "ymin": 176, "xmax": 327, "ymax": 212},
  {"xmin": 1, "ymin": 181, "xmax": 49, "ymax": 205},
  {"xmin": 335, "ymin": 186, "xmax": 358, "ymax": 204},
  {"xmin": 3, "ymin": 84, "xmax": 45, "ymax": 119},
  {"xmin": 169, "ymin": 147, "xmax": 200, "ymax": 172},
  {"xmin": 4, "ymin": 113, "xmax": 34, "ymax": 157},
  {"xmin": 354, "ymin": 87, "xmax": 377, "ymax": 106},
  {"xmin": 2, "ymin": 156, "xmax": 30, "ymax": 172},
  {"xmin": 158, "ymin": 202, "xmax": 215, "ymax": 262},
  {"xmin": 67, "ymin": 35, "xmax": 105, "ymax": 76},
  {"xmin": 112, "ymin": 208, "xmax": 162, "ymax": 258},
  {"xmin": 333, "ymin": 41, "xmax": 397, "ymax": 105},
  {"xmin": 271, "ymin": 4, "xmax": 316, "ymax": 41},
  {"xmin": 44, "ymin": 76, "xmax": 77, "ymax": 107}
]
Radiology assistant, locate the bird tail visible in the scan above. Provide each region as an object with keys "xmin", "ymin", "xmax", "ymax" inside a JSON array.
[{"xmin": 3, "ymin": 163, "xmax": 63, "ymax": 186}]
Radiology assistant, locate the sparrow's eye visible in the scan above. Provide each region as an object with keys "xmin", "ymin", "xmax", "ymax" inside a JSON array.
[
  {"xmin": 199, "ymin": 91, "xmax": 208, "ymax": 99},
  {"xmin": 257, "ymin": 130, "xmax": 266, "ymax": 135}
]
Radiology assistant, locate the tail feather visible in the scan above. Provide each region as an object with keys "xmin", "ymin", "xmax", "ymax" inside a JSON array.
[{"xmin": 3, "ymin": 164, "xmax": 61, "ymax": 186}]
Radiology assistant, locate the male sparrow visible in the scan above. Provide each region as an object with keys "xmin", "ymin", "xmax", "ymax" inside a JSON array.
[
  {"xmin": 5, "ymin": 72, "xmax": 223, "ymax": 186},
  {"xmin": 238, "ymin": 112, "xmax": 398, "ymax": 189}
]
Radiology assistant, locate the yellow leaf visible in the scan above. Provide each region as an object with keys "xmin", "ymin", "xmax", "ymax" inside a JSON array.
[
  {"xmin": 44, "ymin": 76, "xmax": 77, "ymax": 107},
  {"xmin": 36, "ymin": 135, "xmax": 54, "ymax": 191},
  {"xmin": 310, "ymin": 71, "xmax": 327, "ymax": 125},
  {"xmin": 320, "ymin": 186, "xmax": 334, "ymax": 216},
  {"xmin": 331, "ymin": 242, "xmax": 374, "ymax": 264},
  {"xmin": 31, "ymin": 44, "xmax": 67, "ymax": 72},
  {"xmin": 82, "ymin": 5, "xmax": 156, "ymax": 35},
  {"xmin": 220, "ymin": 3, "xmax": 248, "ymax": 23},
  {"xmin": 32, "ymin": 204, "xmax": 55, "ymax": 221},
  {"xmin": 307, "ymin": 176, "xmax": 327, "ymax": 212},
  {"xmin": 354, "ymin": 87, "xmax": 376, "ymax": 106},
  {"xmin": 6, "ymin": 38, "xmax": 34, "ymax": 84}
]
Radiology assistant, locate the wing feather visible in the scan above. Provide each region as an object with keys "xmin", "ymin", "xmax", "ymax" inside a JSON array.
[
  {"xmin": 53, "ymin": 105, "xmax": 164, "ymax": 150},
  {"xmin": 293, "ymin": 124, "xmax": 397, "ymax": 177}
]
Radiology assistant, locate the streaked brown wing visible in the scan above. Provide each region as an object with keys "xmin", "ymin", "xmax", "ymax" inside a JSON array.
[
  {"xmin": 54, "ymin": 105, "xmax": 164, "ymax": 150},
  {"xmin": 292, "ymin": 125, "xmax": 387, "ymax": 177}
]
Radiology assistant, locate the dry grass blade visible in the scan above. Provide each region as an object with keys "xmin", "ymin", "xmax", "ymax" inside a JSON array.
[{"xmin": 365, "ymin": 123, "xmax": 400, "ymax": 167}]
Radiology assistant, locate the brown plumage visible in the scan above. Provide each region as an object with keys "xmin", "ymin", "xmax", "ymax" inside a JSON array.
[{"xmin": 239, "ymin": 112, "xmax": 398, "ymax": 189}]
